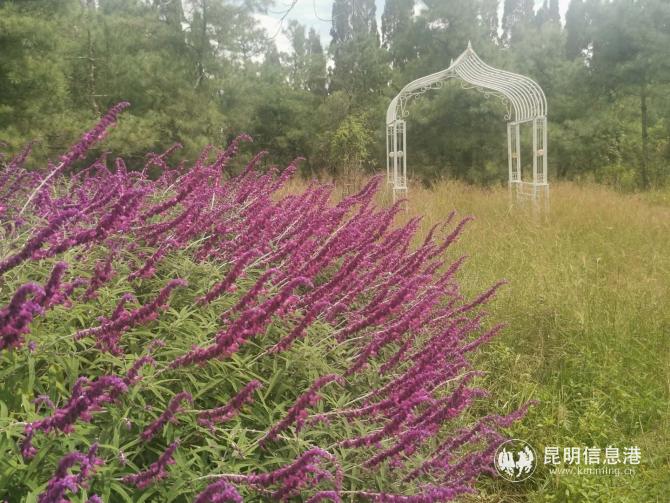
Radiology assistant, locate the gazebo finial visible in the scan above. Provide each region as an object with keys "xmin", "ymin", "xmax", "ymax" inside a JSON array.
[{"xmin": 467, "ymin": 40, "xmax": 472, "ymax": 49}]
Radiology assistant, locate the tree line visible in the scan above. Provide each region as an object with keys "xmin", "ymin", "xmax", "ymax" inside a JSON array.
[{"xmin": 1, "ymin": 0, "xmax": 669, "ymax": 189}]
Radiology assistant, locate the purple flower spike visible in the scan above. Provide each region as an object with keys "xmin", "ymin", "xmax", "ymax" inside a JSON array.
[
  {"xmin": 37, "ymin": 444, "xmax": 103, "ymax": 503},
  {"xmin": 197, "ymin": 380, "xmax": 262, "ymax": 428},
  {"xmin": 262, "ymin": 375, "xmax": 342, "ymax": 445},
  {"xmin": 0, "ymin": 283, "xmax": 45, "ymax": 351},
  {"xmin": 141, "ymin": 392, "xmax": 193, "ymax": 441},
  {"xmin": 122, "ymin": 440, "xmax": 179, "ymax": 489},
  {"xmin": 194, "ymin": 480, "xmax": 243, "ymax": 503}
]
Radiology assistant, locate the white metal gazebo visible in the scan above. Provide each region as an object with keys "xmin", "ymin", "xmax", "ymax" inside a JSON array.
[{"xmin": 386, "ymin": 42, "xmax": 548, "ymax": 204}]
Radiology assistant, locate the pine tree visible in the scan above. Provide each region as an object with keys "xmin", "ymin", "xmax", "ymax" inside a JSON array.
[
  {"xmin": 535, "ymin": 0, "xmax": 551, "ymax": 27},
  {"xmin": 502, "ymin": 0, "xmax": 535, "ymax": 45},
  {"xmin": 587, "ymin": 0, "xmax": 670, "ymax": 187},
  {"xmin": 479, "ymin": 0, "xmax": 500, "ymax": 42},
  {"xmin": 306, "ymin": 28, "xmax": 327, "ymax": 96},
  {"xmin": 329, "ymin": 0, "xmax": 388, "ymax": 98},
  {"xmin": 287, "ymin": 21, "xmax": 308, "ymax": 90},
  {"xmin": 565, "ymin": 0, "xmax": 589, "ymax": 59}
]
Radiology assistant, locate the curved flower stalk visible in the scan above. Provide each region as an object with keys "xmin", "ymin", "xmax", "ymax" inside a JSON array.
[
  {"xmin": 141, "ymin": 391, "xmax": 193, "ymax": 441},
  {"xmin": 122, "ymin": 440, "xmax": 179, "ymax": 489},
  {"xmin": 0, "ymin": 209, "xmax": 78, "ymax": 276},
  {"xmin": 43, "ymin": 188, "xmax": 147, "ymax": 258},
  {"xmin": 40, "ymin": 261, "xmax": 68, "ymax": 308},
  {"xmin": 21, "ymin": 101, "xmax": 130, "ymax": 215},
  {"xmin": 220, "ymin": 268, "xmax": 278, "ymax": 320},
  {"xmin": 143, "ymin": 142, "xmax": 183, "ymax": 175},
  {"xmin": 197, "ymin": 380, "xmax": 262, "ymax": 428},
  {"xmin": 82, "ymin": 255, "xmax": 115, "ymax": 300},
  {"xmin": 212, "ymin": 448, "xmax": 343, "ymax": 500},
  {"xmin": 261, "ymin": 375, "xmax": 342, "ymax": 446},
  {"xmin": 128, "ymin": 240, "xmax": 176, "ymax": 280},
  {"xmin": 124, "ymin": 354, "xmax": 156, "ymax": 386},
  {"xmin": 74, "ymin": 279, "xmax": 186, "ymax": 354},
  {"xmin": 171, "ymin": 277, "xmax": 311, "ymax": 368},
  {"xmin": 198, "ymin": 248, "xmax": 258, "ymax": 305},
  {"xmin": 0, "ymin": 262, "xmax": 73, "ymax": 350}
]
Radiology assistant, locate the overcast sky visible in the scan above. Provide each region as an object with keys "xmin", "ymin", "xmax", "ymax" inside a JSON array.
[{"xmin": 256, "ymin": 0, "xmax": 572, "ymax": 53}]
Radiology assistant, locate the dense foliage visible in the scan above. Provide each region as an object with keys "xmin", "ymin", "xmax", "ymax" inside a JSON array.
[
  {"xmin": 1, "ymin": 0, "xmax": 669, "ymax": 189},
  {"xmin": 0, "ymin": 105, "xmax": 527, "ymax": 501}
]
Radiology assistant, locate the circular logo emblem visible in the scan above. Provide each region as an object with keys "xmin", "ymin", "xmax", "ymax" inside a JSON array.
[{"xmin": 494, "ymin": 439, "xmax": 537, "ymax": 482}]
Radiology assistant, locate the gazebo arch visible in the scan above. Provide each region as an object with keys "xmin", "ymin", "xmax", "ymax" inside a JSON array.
[{"xmin": 386, "ymin": 42, "xmax": 548, "ymax": 204}]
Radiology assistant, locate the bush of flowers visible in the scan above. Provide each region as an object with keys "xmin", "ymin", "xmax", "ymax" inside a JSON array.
[{"xmin": 0, "ymin": 104, "xmax": 529, "ymax": 502}]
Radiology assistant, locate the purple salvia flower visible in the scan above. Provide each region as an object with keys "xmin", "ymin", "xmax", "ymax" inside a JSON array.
[
  {"xmin": 44, "ymin": 189, "xmax": 146, "ymax": 257},
  {"xmin": 75, "ymin": 279, "xmax": 186, "ymax": 354},
  {"xmin": 337, "ymin": 411, "xmax": 409, "ymax": 449},
  {"xmin": 0, "ymin": 209, "xmax": 78, "ymax": 276},
  {"xmin": 82, "ymin": 255, "xmax": 115, "ymax": 300},
  {"xmin": 21, "ymin": 102, "xmax": 130, "ymax": 215},
  {"xmin": 270, "ymin": 300, "xmax": 329, "ymax": 353},
  {"xmin": 220, "ymin": 268, "xmax": 278, "ymax": 320},
  {"xmin": 210, "ymin": 133, "xmax": 253, "ymax": 171},
  {"xmin": 306, "ymin": 491, "xmax": 342, "ymax": 503},
  {"xmin": 37, "ymin": 444, "xmax": 103, "ymax": 503},
  {"xmin": 6, "ymin": 140, "xmax": 34, "ymax": 173},
  {"xmin": 40, "ymin": 261, "xmax": 68, "ymax": 308},
  {"xmin": 128, "ymin": 240, "xmax": 175, "ymax": 280},
  {"xmin": 53, "ymin": 277, "xmax": 87, "ymax": 308},
  {"xmin": 198, "ymin": 248, "xmax": 258, "ymax": 305},
  {"xmin": 143, "ymin": 142, "xmax": 183, "ymax": 175},
  {"xmin": 353, "ymin": 485, "xmax": 473, "ymax": 502},
  {"xmin": 194, "ymin": 480, "xmax": 243, "ymax": 503},
  {"xmin": 58, "ymin": 102, "xmax": 130, "ymax": 171},
  {"xmin": 33, "ymin": 395, "xmax": 55, "ymax": 411},
  {"xmin": 453, "ymin": 280, "xmax": 507, "ymax": 316},
  {"xmin": 217, "ymin": 448, "xmax": 341, "ymax": 492},
  {"xmin": 111, "ymin": 293, "xmax": 137, "ymax": 320},
  {"xmin": 261, "ymin": 375, "xmax": 342, "ymax": 445},
  {"xmin": 0, "ymin": 283, "xmax": 45, "ymax": 350},
  {"xmin": 141, "ymin": 392, "xmax": 193, "ymax": 441},
  {"xmin": 197, "ymin": 380, "xmax": 262, "ymax": 428},
  {"xmin": 170, "ymin": 276, "xmax": 314, "ymax": 368},
  {"xmin": 122, "ymin": 440, "xmax": 179, "ymax": 489},
  {"xmin": 427, "ymin": 216, "xmax": 474, "ymax": 260}
]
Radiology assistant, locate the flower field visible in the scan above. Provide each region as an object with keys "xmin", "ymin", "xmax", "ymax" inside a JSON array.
[{"xmin": 0, "ymin": 105, "xmax": 526, "ymax": 502}]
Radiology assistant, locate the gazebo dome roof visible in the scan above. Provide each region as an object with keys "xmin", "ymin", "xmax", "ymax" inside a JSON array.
[{"xmin": 386, "ymin": 42, "xmax": 547, "ymax": 125}]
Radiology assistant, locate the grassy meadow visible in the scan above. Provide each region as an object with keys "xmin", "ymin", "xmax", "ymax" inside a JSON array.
[{"xmin": 292, "ymin": 179, "xmax": 670, "ymax": 502}]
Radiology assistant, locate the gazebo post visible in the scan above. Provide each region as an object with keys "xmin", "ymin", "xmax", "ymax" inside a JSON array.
[
  {"xmin": 386, "ymin": 125, "xmax": 391, "ymax": 185},
  {"xmin": 507, "ymin": 122, "xmax": 512, "ymax": 200},
  {"xmin": 515, "ymin": 122, "xmax": 521, "ymax": 198}
]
